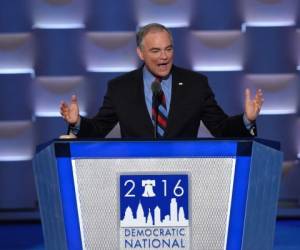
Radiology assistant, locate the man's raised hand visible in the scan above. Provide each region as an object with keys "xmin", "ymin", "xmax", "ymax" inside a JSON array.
[
  {"xmin": 244, "ymin": 88, "xmax": 264, "ymax": 122},
  {"xmin": 60, "ymin": 95, "xmax": 80, "ymax": 125}
]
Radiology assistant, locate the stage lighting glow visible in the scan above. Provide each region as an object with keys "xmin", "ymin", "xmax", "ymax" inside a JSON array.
[
  {"xmin": 87, "ymin": 66, "xmax": 137, "ymax": 73},
  {"xmin": 260, "ymin": 108, "xmax": 297, "ymax": 115},
  {"xmin": 32, "ymin": 23, "xmax": 85, "ymax": 29},
  {"xmin": 192, "ymin": 65, "xmax": 243, "ymax": 72},
  {"xmin": 0, "ymin": 68, "xmax": 35, "ymax": 75},
  {"xmin": 242, "ymin": 20, "xmax": 295, "ymax": 27},
  {"xmin": 35, "ymin": 111, "xmax": 87, "ymax": 117},
  {"xmin": 138, "ymin": 20, "xmax": 189, "ymax": 28},
  {"xmin": 0, "ymin": 155, "xmax": 33, "ymax": 161},
  {"xmin": 0, "ymin": 68, "xmax": 35, "ymax": 78}
]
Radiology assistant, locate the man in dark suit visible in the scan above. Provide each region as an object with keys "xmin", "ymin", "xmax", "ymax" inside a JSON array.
[{"xmin": 60, "ymin": 23, "xmax": 264, "ymax": 139}]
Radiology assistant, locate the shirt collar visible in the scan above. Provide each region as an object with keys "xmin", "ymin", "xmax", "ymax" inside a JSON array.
[{"xmin": 143, "ymin": 65, "xmax": 172, "ymax": 86}]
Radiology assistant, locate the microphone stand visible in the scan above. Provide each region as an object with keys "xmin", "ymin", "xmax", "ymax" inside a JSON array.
[
  {"xmin": 152, "ymin": 93, "xmax": 160, "ymax": 139},
  {"xmin": 151, "ymin": 79, "xmax": 162, "ymax": 139}
]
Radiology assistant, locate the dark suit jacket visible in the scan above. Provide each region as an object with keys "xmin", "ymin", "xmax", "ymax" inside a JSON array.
[{"xmin": 77, "ymin": 65, "xmax": 256, "ymax": 139}]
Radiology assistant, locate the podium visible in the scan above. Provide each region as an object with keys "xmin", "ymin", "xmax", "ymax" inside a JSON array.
[{"xmin": 33, "ymin": 139, "xmax": 282, "ymax": 250}]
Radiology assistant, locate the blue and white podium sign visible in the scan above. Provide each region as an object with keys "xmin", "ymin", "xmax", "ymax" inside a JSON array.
[
  {"xmin": 33, "ymin": 139, "xmax": 282, "ymax": 250},
  {"xmin": 120, "ymin": 174, "xmax": 189, "ymax": 249}
]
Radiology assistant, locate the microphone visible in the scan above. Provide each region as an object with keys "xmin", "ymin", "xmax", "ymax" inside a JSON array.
[
  {"xmin": 151, "ymin": 78, "xmax": 162, "ymax": 139},
  {"xmin": 151, "ymin": 78, "xmax": 162, "ymax": 97}
]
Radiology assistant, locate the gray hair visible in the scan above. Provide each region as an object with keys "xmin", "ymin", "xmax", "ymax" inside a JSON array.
[{"xmin": 136, "ymin": 23, "xmax": 173, "ymax": 49}]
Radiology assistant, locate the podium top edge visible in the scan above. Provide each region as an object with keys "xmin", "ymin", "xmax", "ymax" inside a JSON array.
[{"xmin": 35, "ymin": 138, "xmax": 280, "ymax": 157}]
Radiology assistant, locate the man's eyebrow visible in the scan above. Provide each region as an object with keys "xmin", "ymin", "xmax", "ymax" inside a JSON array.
[
  {"xmin": 149, "ymin": 45, "xmax": 173, "ymax": 51},
  {"xmin": 149, "ymin": 47, "xmax": 161, "ymax": 51}
]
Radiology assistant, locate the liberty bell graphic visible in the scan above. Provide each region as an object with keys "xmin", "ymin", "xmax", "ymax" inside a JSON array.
[{"xmin": 142, "ymin": 180, "xmax": 156, "ymax": 197}]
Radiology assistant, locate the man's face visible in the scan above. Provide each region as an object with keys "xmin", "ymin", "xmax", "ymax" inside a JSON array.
[{"xmin": 137, "ymin": 30, "xmax": 174, "ymax": 78}]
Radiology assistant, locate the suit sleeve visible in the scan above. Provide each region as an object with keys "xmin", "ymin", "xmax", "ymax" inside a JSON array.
[
  {"xmin": 200, "ymin": 77, "xmax": 256, "ymax": 138},
  {"xmin": 76, "ymin": 81, "xmax": 119, "ymax": 138}
]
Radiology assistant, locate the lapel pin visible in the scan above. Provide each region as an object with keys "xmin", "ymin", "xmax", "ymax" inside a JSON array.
[{"xmin": 178, "ymin": 82, "xmax": 183, "ymax": 86}]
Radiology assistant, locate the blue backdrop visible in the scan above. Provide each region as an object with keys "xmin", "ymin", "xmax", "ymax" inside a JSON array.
[{"xmin": 0, "ymin": 0, "xmax": 299, "ymax": 218}]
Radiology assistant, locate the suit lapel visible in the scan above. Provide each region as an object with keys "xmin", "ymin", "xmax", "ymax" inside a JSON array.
[
  {"xmin": 133, "ymin": 67, "xmax": 154, "ymax": 134},
  {"xmin": 165, "ymin": 66, "xmax": 182, "ymax": 137}
]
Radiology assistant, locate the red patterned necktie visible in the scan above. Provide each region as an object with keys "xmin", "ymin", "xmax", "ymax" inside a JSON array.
[{"xmin": 152, "ymin": 78, "xmax": 168, "ymax": 138}]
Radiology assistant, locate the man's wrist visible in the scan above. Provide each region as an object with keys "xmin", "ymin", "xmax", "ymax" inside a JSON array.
[
  {"xmin": 243, "ymin": 114, "xmax": 254, "ymax": 129},
  {"xmin": 69, "ymin": 116, "xmax": 81, "ymax": 135},
  {"xmin": 69, "ymin": 116, "xmax": 81, "ymax": 127},
  {"xmin": 243, "ymin": 114, "xmax": 256, "ymax": 136}
]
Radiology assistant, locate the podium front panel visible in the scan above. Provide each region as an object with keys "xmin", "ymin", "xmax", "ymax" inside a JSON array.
[
  {"xmin": 34, "ymin": 140, "xmax": 281, "ymax": 250},
  {"xmin": 53, "ymin": 141, "xmax": 250, "ymax": 250},
  {"xmin": 71, "ymin": 157, "xmax": 236, "ymax": 249}
]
